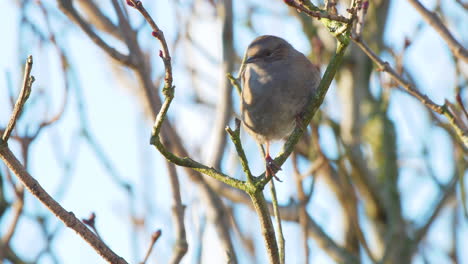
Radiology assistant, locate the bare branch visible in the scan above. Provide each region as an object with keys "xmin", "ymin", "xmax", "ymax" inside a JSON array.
[
  {"xmin": 0, "ymin": 146, "xmax": 128, "ymax": 264},
  {"xmin": 57, "ymin": 0, "xmax": 133, "ymax": 66},
  {"xmin": 2, "ymin": 56, "xmax": 34, "ymax": 142},
  {"xmin": 352, "ymin": 38, "xmax": 468, "ymax": 148},
  {"xmin": 209, "ymin": 0, "xmax": 235, "ymax": 169},
  {"xmin": 407, "ymin": 0, "xmax": 468, "ymax": 63},
  {"xmin": 140, "ymin": 230, "xmax": 162, "ymax": 264},
  {"xmin": 0, "ymin": 56, "xmax": 127, "ymax": 264},
  {"xmin": 165, "ymin": 162, "xmax": 188, "ymax": 264},
  {"xmin": 270, "ymin": 181, "xmax": 285, "ymax": 264},
  {"xmin": 284, "ymin": 0, "xmax": 351, "ymax": 23},
  {"xmin": 226, "ymin": 119, "xmax": 253, "ymax": 183}
]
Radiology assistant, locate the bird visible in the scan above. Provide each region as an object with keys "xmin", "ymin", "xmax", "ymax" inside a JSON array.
[{"xmin": 240, "ymin": 35, "xmax": 321, "ymax": 180}]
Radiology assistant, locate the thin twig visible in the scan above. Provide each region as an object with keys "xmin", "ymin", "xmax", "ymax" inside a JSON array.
[
  {"xmin": 454, "ymin": 0, "xmax": 468, "ymax": 10},
  {"xmin": 140, "ymin": 230, "xmax": 162, "ymax": 264},
  {"xmin": 82, "ymin": 212, "xmax": 104, "ymax": 241},
  {"xmin": 124, "ymin": 1, "xmax": 238, "ymax": 260},
  {"xmin": 248, "ymin": 191, "xmax": 280, "ymax": 263},
  {"xmin": 407, "ymin": 0, "xmax": 468, "ymax": 63},
  {"xmin": 284, "ymin": 0, "xmax": 350, "ymax": 23},
  {"xmin": 0, "ymin": 185, "xmax": 24, "ymax": 247},
  {"xmin": 0, "ymin": 56, "xmax": 128, "ymax": 264},
  {"xmin": 226, "ymin": 119, "xmax": 254, "ymax": 184},
  {"xmin": 414, "ymin": 177, "xmax": 457, "ymax": 244},
  {"xmin": 325, "ymin": 0, "xmax": 337, "ymax": 14},
  {"xmin": 354, "ymin": 1, "xmax": 369, "ymax": 38},
  {"xmin": 0, "ymin": 142, "xmax": 128, "ymax": 264},
  {"xmin": 270, "ymin": 181, "xmax": 285, "ymax": 264},
  {"xmin": 127, "ymin": 0, "xmax": 172, "ymax": 89},
  {"xmin": 165, "ymin": 162, "xmax": 188, "ymax": 264},
  {"xmin": 77, "ymin": 0, "xmax": 123, "ymax": 41},
  {"xmin": 227, "ymin": 73, "xmax": 242, "ymax": 96},
  {"xmin": 209, "ymin": 0, "xmax": 235, "ymax": 169},
  {"xmin": 126, "ymin": 2, "xmax": 244, "ymax": 190},
  {"xmin": 2, "ymin": 56, "xmax": 34, "ymax": 142},
  {"xmin": 127, "ymin": 1, "xmax": 354, "ymax": 263},
  {"xmin": 307, "ymin": 216, "xmax": 359, "ymax": 263},
  {"xmin": 292, "ymin": 154, "xmax": 310, "ymax": 263},
  {"xmin": 57, "ymin": 0, "xmax": 133, "ymax": 66},
  {"xmin": 352, "ymin": 38, "xmax": 468, "ymax": 148}
]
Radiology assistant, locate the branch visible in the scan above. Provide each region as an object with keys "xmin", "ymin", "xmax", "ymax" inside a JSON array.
[
  {"xmin": 128, "ymin": 1, "xmax": 353, "ymax": 262},
  {"xmin": 57, "ymin": 0, "xmax": 133, "ymax": 66},
  {"xmin": 2, "ymin": 56, "xmax": 34, "ymax": 142},
  {"xmin": 455, "ymin": 0, "xmax": 468, "ymax": 10},
  {"xmin": 77, "ymin": 0, "xmax": 123, "ymax": 41},
  {"xmin": 140, "ymin": 230, "xmax": 162, "ymax": 264},
  {"xmin": 284, "ymin": 0, "xmax": 350, "ymax": 23},
  {"xmin": 0, "ymin": 57, "xmax": 128, "ymax": 264},
  {"xmin": 127, "ymin": 2, "xmax": 246, "ymax": 191},
  {"xmin": 165, "ymin": 162, "xmax": 188, "ymax": 264},
  {"xmin": 352, "ymin": 38, "xmax": 468, "ymax": 148},
  {"xmin": 307, "ymin": 217, "xmax": 359, "ymax": 263},
  {"xmin": 209, "ymin": 0, "xmax": 235, "ymax": 169},
  {"xmin": 0, "ymin": 149, "xmax": 128, "ymax": 263},
  {"xmin": 292, "ymin": 153, "xmax": 310, "ymax": 262},
  {"xmin": 407, "ymin": 0, "xmax": 468, "ymax": 63},
  {"xmin": 227, "ymin": 73, "xmax": 242, "ymax": 96},
  {"xmin": 126, "ymin": 0, "xmax": 172, "ymax": 88},
  {"xmin": 149, "ymin": 91, "xmax": 245, "ymax": 190},
  {"xmin": 123, "ymin": 1, "xmax": 238, "ymax": 260},
  {"xmin": 413, "ymin": 176, "xmax": 457, "ymax": 245},
  {"xmin": 249, "ymin": 191, "xmax": 280, "ymax": 263},
  {"xmin": 226, "ymin": 119, "xmax": 254, "ymax": 184},
  {"xmin": 270, "ymin": 181, "xmax": 285, "ymax": 264},
  {"xmin": 1, "ymin": 180, "xmax": 24, "ymax": 248}
]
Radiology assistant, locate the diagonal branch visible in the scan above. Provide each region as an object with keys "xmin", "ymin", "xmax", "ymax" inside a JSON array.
[
  {"xmin": 407, "ymin": 0, "xmax": 468, "ymax": 63},
  {"xmin": 57, "ymin": 0, "xmax": 133, "ymax": 66},
  {"xmin": 0, "ymin": 58, "xmax": 127, "ymax": 264},
  {"xmin": 140, "ymin": 230, "xmax": 162, "ymax": 264},
  {"xmin": 352, "ymin": 38, "xmax": 468, "ymax": 148}
]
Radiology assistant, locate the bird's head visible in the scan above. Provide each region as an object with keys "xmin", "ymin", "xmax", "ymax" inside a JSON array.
[{"xmin": 244, "ymin": 35, "xmax": 292, "ymax": 65}]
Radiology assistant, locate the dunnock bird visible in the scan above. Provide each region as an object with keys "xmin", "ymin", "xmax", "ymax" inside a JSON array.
[{"xmin": 240, "ymin": 35, "xmax": 321, "ymax": 179}]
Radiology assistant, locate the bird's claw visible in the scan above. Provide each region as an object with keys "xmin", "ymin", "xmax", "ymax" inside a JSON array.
[{"xmin": 265, "ymin": 155, "xmax": 282, "ymax": 182}]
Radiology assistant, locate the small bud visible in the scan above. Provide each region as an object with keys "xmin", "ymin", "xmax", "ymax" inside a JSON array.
[
  {"xmin": 82, "ymin": 212, "xmax": 96, "ymax": 226},
  {"xmin": 159, "ymin": 50, "xmax": 163, "ymax": 58},
  {"xmin": 152, "ymin": 31, "xmax": 160, "ymax": 38},
  {"xmin": 363, "ymin": 1, "xmax": 369, "ymax": 10},
  {"xmin": 152, "ymin": 230, "xmax": 162, "ymax": 241},
  {"xmin": 126, "ymin": 0, "xmax": 134, "ymax": 7},
  {"xmin": 404, "ymin": 37, "xmax": 411, "ymax": 48}
]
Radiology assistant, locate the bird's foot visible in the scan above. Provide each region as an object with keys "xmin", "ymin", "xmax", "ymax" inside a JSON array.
[{"xmin": 265, "ymin": 155, "xmax": 282, "ymax": 182}]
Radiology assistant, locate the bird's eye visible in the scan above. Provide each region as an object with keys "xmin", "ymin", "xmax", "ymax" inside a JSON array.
[{"xmin": 265, "ymin": 51, "xmax": 272, "ymax": 57}]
